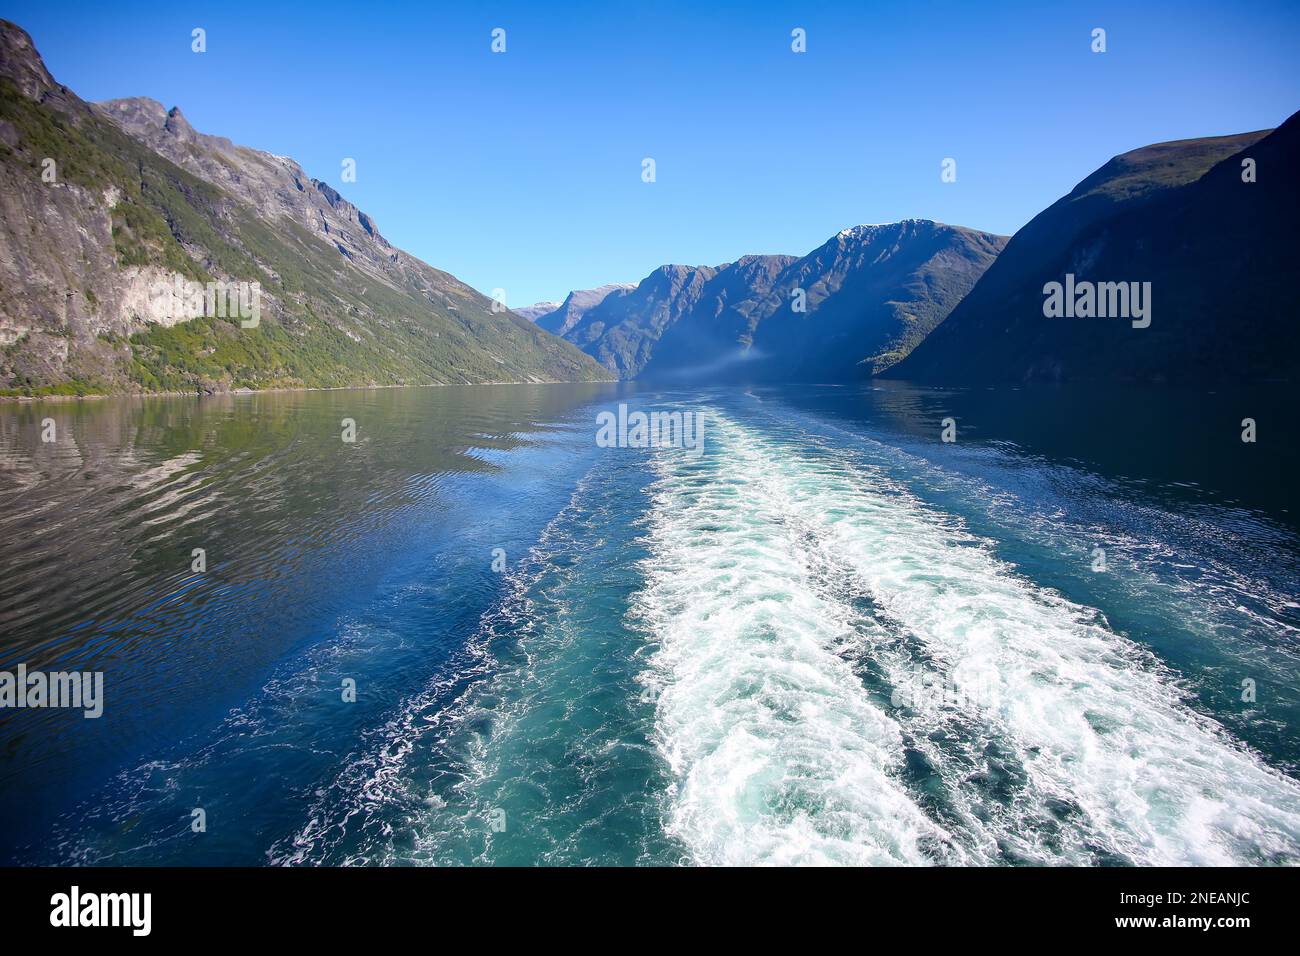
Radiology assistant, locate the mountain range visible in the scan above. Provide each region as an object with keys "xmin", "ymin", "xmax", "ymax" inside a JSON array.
[
  {"xmin": 531, "ymin": 221, "xmax": 1007, "ymax": 381},
  {"xmin": 536, "ymin": 111, "xmax": 1298, "ymax": 387},
  {"xmin": 2, "ymin": 16, "xmax": 1296, "ymax": 396},
  {"xmin": 0, "ymin": 20, "xmax": 611, "ymax": 397}
]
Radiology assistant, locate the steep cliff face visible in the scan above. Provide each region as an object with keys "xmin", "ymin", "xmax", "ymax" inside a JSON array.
[{"xmin": 0, "ymin": 20, "xmax": 611, "ymax": 395}]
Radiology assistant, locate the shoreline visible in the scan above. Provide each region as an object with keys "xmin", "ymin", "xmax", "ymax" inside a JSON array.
[{"xmin": 0, "ymin": 376, "xmax": 620, "ymax": 405}]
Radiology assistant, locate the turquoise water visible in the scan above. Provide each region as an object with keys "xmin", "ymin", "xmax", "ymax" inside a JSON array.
[{"xmin": 1, "ymin": 383, "xmax": 1298, "ymax": 865}]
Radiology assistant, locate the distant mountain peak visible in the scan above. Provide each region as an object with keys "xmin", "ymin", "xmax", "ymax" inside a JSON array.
[
  {"xmin": 512, "ymin": 300, "xmax": 562, "ymax": 322},
  {"xmin": 162, "ymin": 104, "xmax": 198, "ymax": 141},
  {"xmin": 98, "ymin": 95, "xmax": 167, "ymax": 122},
  {"xmin": 99, "ymin": 96, "xmax": 235, "ymax": 154},
  {"xmin": 834, "ymin": 219, "xmax": 950, "ymax": 238},
  {"xmin": 534, "ymin": 283, "xmax": 637, "ymax": 335}
]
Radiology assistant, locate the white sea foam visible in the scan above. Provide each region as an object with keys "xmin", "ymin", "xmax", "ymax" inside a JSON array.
[
  {"xmin": 633, "ymin": 429, "xmax": 960, "ymax": 865},
  {"xmin": 637, "ymin": 412, "xmax": 1300, "ymax": 865}
]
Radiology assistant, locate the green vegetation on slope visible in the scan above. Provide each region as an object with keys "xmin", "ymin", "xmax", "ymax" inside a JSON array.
[{"xmin": 0, "ymin": 65, "xmax": 610, "ymax": 395}]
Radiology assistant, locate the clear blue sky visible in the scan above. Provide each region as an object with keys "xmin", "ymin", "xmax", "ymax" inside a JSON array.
[{"xmin": 9, "ymin": 0, "xmax": 1299, "ymax": 306}]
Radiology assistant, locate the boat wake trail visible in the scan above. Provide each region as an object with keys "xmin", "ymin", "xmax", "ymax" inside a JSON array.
[{"xmin": 635, "ymin": 412, "xmax": 1300, "ymax": 865}]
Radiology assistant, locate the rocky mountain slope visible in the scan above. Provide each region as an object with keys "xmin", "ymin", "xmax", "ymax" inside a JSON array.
[
  {"xmin": 891, "ymin": 116, "xmax": 1297, "ymax": 384},
  {"xmin": 0, "ymin": 20, "xmax": 610, "ymax": 396},
  {"xmin": 533, "ymin": 283, "xmax": 637, "ymax": 337},
  {"xmin": 550, "ymin": 221, "xmax": 1005, "ymax": 381}
]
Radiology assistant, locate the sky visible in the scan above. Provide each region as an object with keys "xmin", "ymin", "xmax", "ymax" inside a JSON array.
[{"xmin": 8, "ymin": 0, "xmax": 1299, "ymax": 306}]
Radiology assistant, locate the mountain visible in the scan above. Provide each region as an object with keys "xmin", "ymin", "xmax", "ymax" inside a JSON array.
[
  {"xmin": 552, "ymin": 221, "xmax": 1005, "ymax": 381},
  {"xmin": 891, "ymin": 116, "xmax": 1298, "ymax": 384},
  {"xmin": 559, "ymin": 264, "xmax": 734, "ymax": 378},
  {"xmin": 534, "ymin": 283, "xmax": 636, "ymax": 336},
  {"xmin": 723, "ymin": 221, "xmax": 1005, "ymax": 381},
  {"xmin": 0, "ymin": 20, "xmax": 611, "ymax": 396},
  {"xmin": 635, "ymin": 254, "xmax": 795, "ymax": 380},
  {"xmin": 512, "ymin": 300, "xmax": 562, "ymax": 322}
]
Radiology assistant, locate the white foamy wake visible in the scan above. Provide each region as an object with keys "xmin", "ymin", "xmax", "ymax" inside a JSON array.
[
  {"xmin": 632, "ymin": 435, "xmax": 962, "ymax": 866},
  {"xmin": 636, "ymin": 412, "xmax": 1300, "ymax": 866}
]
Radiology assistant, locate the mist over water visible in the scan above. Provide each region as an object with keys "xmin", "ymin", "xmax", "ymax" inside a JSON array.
[{"xmin": 1, "ymin": 382, "xmax": 1297, "ymax": 865}]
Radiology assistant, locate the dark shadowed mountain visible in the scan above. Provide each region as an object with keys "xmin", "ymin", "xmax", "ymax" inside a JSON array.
[
  {"xmin": 552, "ymin": 220, "xmax": 1006, "ymax": 381},
  {"xmin": 0, "ymin": 20, "xmax": 610, "ymax": 396},
  {"xmin": 891, "ymin": 115, "xmax": 1299, "ymax": 384}
]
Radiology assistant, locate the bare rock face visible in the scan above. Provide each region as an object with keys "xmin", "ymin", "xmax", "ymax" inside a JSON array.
[
  {"xmin": 0, "ymin": 62, "xmax": 137, "ymax": 387},
  {"xmin": 0, "ymin": 19, "xmax": 59, "ymax": 102},
  {"xmin": 0, "ymin": 19, "xmax": 611, "ymax": 395}
]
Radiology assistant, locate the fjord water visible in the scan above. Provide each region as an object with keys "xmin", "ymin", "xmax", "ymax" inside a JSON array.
[{"xmin": 1, "ymin": 382, "xmax": 1298, "ymax": 865}]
